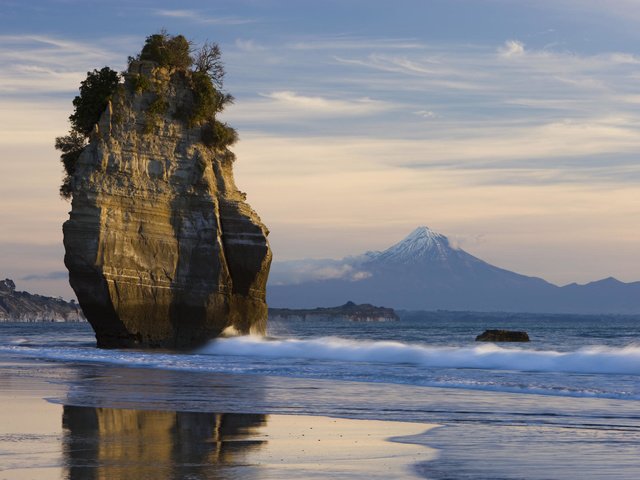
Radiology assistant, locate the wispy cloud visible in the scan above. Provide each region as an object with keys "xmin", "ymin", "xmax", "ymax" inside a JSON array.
[
  {"xmin": 269, "ymin": 259, "xmax": 371, "ymax": 285},
  {"xmin": 414, "ymin": 110, "xmax": 437, "ymax": 118},
  {"xmin": 154, "ymin": 9, "xmax": 254, "ymax": 25},
  {"xmin": 232, "ymin": 117, "xmax": 640, "ymax": 181},
  {"xmin": 263, "ymin": 91, "xmax": 391, "ymax": 115},
  {"xmin": 0, "ymin": 34, "xmax": 128, "ymax": 94},
  {"xmin": 235, "ymin": 39, "xmax": 267, "ymax": 52},
  {"xmin": 21, "ymin": 271, "xmax": 68, "ymax": 281},
  {"xmin": 2, "ymin": 27, "xmax": 640, "ymax": 288},
  {"xmin": 333, "ymin": 54, "xmax": 488, "ymax": 91},
  {"xmin": 232, "ymin": 130, "xmax": 640, "ymax": 284},
  {"xmin": 287, "ymin": 36, "xmax": 425, "ymax": 51},
  {"xmin": 498, "ymin": 39, "xmax": 525, "ymax": 58},
  {"xmin": 225, "ymin": 91, "xmax": 395, "ymax": 123}
]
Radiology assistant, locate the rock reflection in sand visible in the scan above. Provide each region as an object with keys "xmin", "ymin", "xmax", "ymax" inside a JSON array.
[
  {"xmin": 60, "ymin": 405, "xmax": 435, "ymax": 479},
  {"xmin": 62, "ymin": 406, "xmax": 267, "ymax": 480}
]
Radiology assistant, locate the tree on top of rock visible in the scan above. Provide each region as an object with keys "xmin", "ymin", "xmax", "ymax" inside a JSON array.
[
  {"xmin": 55, "ymin": 31, "xmax": 239, "ymax": 200},
  {"xmin": 55, "ymin": 67, "xmax": 120, "ymax": 199},
  {"xmin": 138, "ymin": 31, "xmax": 193, "ymax": 70}
]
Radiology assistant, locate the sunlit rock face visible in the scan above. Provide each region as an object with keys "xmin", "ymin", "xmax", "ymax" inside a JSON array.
[{"xmin": 63, "ymin": 62, "xmax": 271, "ymax": 348}]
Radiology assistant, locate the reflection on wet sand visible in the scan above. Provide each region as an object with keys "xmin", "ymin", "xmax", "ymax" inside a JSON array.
[
  {"xmin": 63, "ymin": 406, "xmax": 267, "ymax": 480},
  {"xmin": 60, "ymin": 405, "xmax": 436, "ymax": 480}
]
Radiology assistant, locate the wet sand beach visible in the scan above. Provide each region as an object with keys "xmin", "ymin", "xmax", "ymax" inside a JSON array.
[
  {"xmin": 0, "ymin": 362, "xmax": 437, "ymax": 480},
  {"xmin": 2, "ymin": 322, "xmax": 640, "ymax": 480}
]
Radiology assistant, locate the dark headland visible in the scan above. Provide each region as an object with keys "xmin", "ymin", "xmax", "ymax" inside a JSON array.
[
  {"xmin": 269, "ymin": 301, "xmax": 399, "ymax": 322},
  {"xmin": 0, "ymin": 278, "xmax": 84, "ymax": 322}
]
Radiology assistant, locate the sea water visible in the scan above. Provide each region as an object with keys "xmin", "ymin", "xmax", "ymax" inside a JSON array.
[
  {"xmin": 1, "ymin": 312, "xmax": 639, "ymax": 479},
  {"xmin": 3, "ymin": 313, "xmax": 639, "ymax": 400}
]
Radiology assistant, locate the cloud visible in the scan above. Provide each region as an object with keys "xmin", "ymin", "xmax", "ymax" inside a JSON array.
[
  {"xmin": 608, "ymin": 52, "xmax": 640, "ymax": 64},
  {"xmin": 0, "ymin": 34, "xmax": 128, "ymax": 95},
  {"xmin": 231, "ymin": 115, "xmax": 640, "ymax": 177},
  {"xmin": 154, "ymin": 9, "xmax": 254, "ymax": 25},
  {"xmin": 333, "ymin": 54, "xmax": 487, "ymax": 92},
  {"xmin": 536, "ymin": 0, "xmax": 640, "ymax": 23},
  {"xmin": 448, "ymin": 234, "xmax": 486, "ymax": 251},
  {"xmin": 287, "ymin": 36, "xmax": 425, "ymax": 51},
  {"xmin": 262, "ymin": 91, "xmax": 391, "ymax": 115},
  {"xmin": 269, "ymin": 259, "xmax": 372, "ymax": 285},
  {"xmin": 21, "ymin": 271, "xmax": 68, "ymax": 281},
  {"xmin": 2, "ymin": 30, "xmax": 640, "ymax": 290},
  {"xmin": 499, "ymin": 40, "xmax": 525, "ymax": 58},
  {"xmin": 235, "ymin": 39, "xmax": 266, "ymax": 52},
  {"xmin": 414, "ymin": 110, "xmax": 437, "ymax": 118},
  {"xmin": 224, "ymin": 91, "xmax": 395, "ymax": 123}
]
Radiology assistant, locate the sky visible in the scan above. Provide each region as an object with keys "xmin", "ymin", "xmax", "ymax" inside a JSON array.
[{"xmin": 1, "ymin": 0, "xmax": 640, "ymax": 298}]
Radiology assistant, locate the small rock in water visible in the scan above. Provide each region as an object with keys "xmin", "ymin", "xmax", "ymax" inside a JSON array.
[{"xmin": 475, "ymin": 329, "xmax": 530, "ymax": 342}]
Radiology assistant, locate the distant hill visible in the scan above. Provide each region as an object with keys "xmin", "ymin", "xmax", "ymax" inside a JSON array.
[
  {"xmin": 269, "ymin": 301, "xmax": 398, "ymax": 322},
  {"xmin": 0, "ymin": 278, "xmax": 85, "ymax": 322},
  {"xmin": 268, "ymin": 227, "xmax": 640, "ymax": 314}
]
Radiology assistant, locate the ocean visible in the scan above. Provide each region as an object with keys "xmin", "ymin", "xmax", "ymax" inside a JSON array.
[{"xmin": 1, "ymin": 312, "xmax": 639, "ymax": 479}]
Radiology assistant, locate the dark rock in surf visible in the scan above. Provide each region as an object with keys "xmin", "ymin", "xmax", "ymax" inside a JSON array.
[{"xmin": 475, "ymin": 329, "xmax": 530, "ymax": 342}]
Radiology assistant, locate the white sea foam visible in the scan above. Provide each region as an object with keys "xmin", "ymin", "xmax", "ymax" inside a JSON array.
[
  {"xmin": 199, "ymin": 336, "xmax": 640, "ymax": 376},
  {"xmin": 2, "ymin": 336, "xmax": 639, "ymax": 399}
]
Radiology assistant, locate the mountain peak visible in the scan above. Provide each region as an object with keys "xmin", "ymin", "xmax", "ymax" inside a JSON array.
[
  {"xmin": 371, "ymin": 226, "xmax": 453, "ymax": 264},
  {"xmin": 405, "ymin": 226, "xmax": 447, "ymax": 243}
]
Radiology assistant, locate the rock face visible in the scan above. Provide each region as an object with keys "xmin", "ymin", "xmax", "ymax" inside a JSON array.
[
  {"xmin": 475, "ymin": 329, "xmax": 530, "ymax": 342},
  {"xmin": 0, "ymin": 278, "xmax": 85, "ymax": 322},
  {"xmin": 63, "ymin": 61, "xmax": 271, "ymax": 348},
  {"xmin": 269, "ymin": 301, "xmax": 399, "ymax": 322}
]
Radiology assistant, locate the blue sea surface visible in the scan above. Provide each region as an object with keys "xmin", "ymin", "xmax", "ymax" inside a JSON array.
[
  {"xmin": 1, "ymin": 312, "xmax": 639, "ymax": 479},
  {"xmin": 3, "ymin": 312, "xmax": 639, "ymax": 400}
]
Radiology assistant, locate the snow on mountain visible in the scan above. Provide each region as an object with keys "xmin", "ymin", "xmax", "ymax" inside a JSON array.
[{"xmin": 368, "ymin": 226, "xmax": 453, "ymax": 264}]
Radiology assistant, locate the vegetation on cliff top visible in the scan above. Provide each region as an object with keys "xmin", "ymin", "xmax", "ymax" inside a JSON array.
[
  {"xmin": 55, "ymin": 67, "xmax": 120, "ymax": 198},
  {"xmin": 55, "ymin": 31, "xmax": 237, "ymax": 199}
]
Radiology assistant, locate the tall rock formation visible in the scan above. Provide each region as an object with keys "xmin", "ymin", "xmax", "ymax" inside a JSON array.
[{"xmin": 63, "ymin": 56, "xmax": 271, "ymax": 348}]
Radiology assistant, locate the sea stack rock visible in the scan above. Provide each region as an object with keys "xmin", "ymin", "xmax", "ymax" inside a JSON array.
[{"xmin": 62, "ymin": 38, "xmax": 271, "ymax": 348}]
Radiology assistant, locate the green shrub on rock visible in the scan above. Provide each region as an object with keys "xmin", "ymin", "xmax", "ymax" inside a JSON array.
[
  {"xmin": 139, "ymin": 32, "xmax": 192, "ymax": 70},
  {"xmin": 201, "ymin": 120, "xmax": 238, "ymax": 149},
  {"xmin": 69, "ymin": 67, "xmax": 120, "ymax": 136},
  {"xmin": 55, "ymin": 131, "xmax": 86, "ymax": 199},
  {"xmin": 128, "ymin": 73, "xmax": 151, "ymax": 94},
  {"xmin": 189, "ymin": 71, "xmax": 234, "ymax": 127},
  {"xmin": 55, "ymin": 67, "xmax": 119, "ymax": 198},
  {"xmin": 56, "ymin": 32, "xmax": 239, "ymax": 199}
]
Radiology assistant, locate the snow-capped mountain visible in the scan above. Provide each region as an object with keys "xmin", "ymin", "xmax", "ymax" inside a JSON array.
[
  {"xmin": 367, "ymin": 226, "xmax": 453, "ymax": 264},
  {"xmin": 268, "ymin": 227, "xmax": 640, "ymax": 313}
]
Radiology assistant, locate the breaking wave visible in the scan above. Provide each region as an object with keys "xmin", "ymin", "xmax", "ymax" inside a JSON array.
[
  {"xmin": 3, "ymin": 335, "xmax": 639, "ymax": 399},
  {"xmin": 200, "ymin": 336, "xmax": 640, "ymax": 376}
]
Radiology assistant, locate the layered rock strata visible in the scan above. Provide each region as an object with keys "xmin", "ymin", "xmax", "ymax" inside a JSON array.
[{"xmin": 63, "ymin": 61, "xmax": 271, "ymax": 348}]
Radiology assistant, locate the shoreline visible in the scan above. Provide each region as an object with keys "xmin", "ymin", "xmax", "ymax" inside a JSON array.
[
  {"xmin": 0, "ymin": 362, "xmax": 438, "ymax": 480},
  {"xmin": 2, "ymin": 331, "xmax": 640, "ymax": 479}
]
